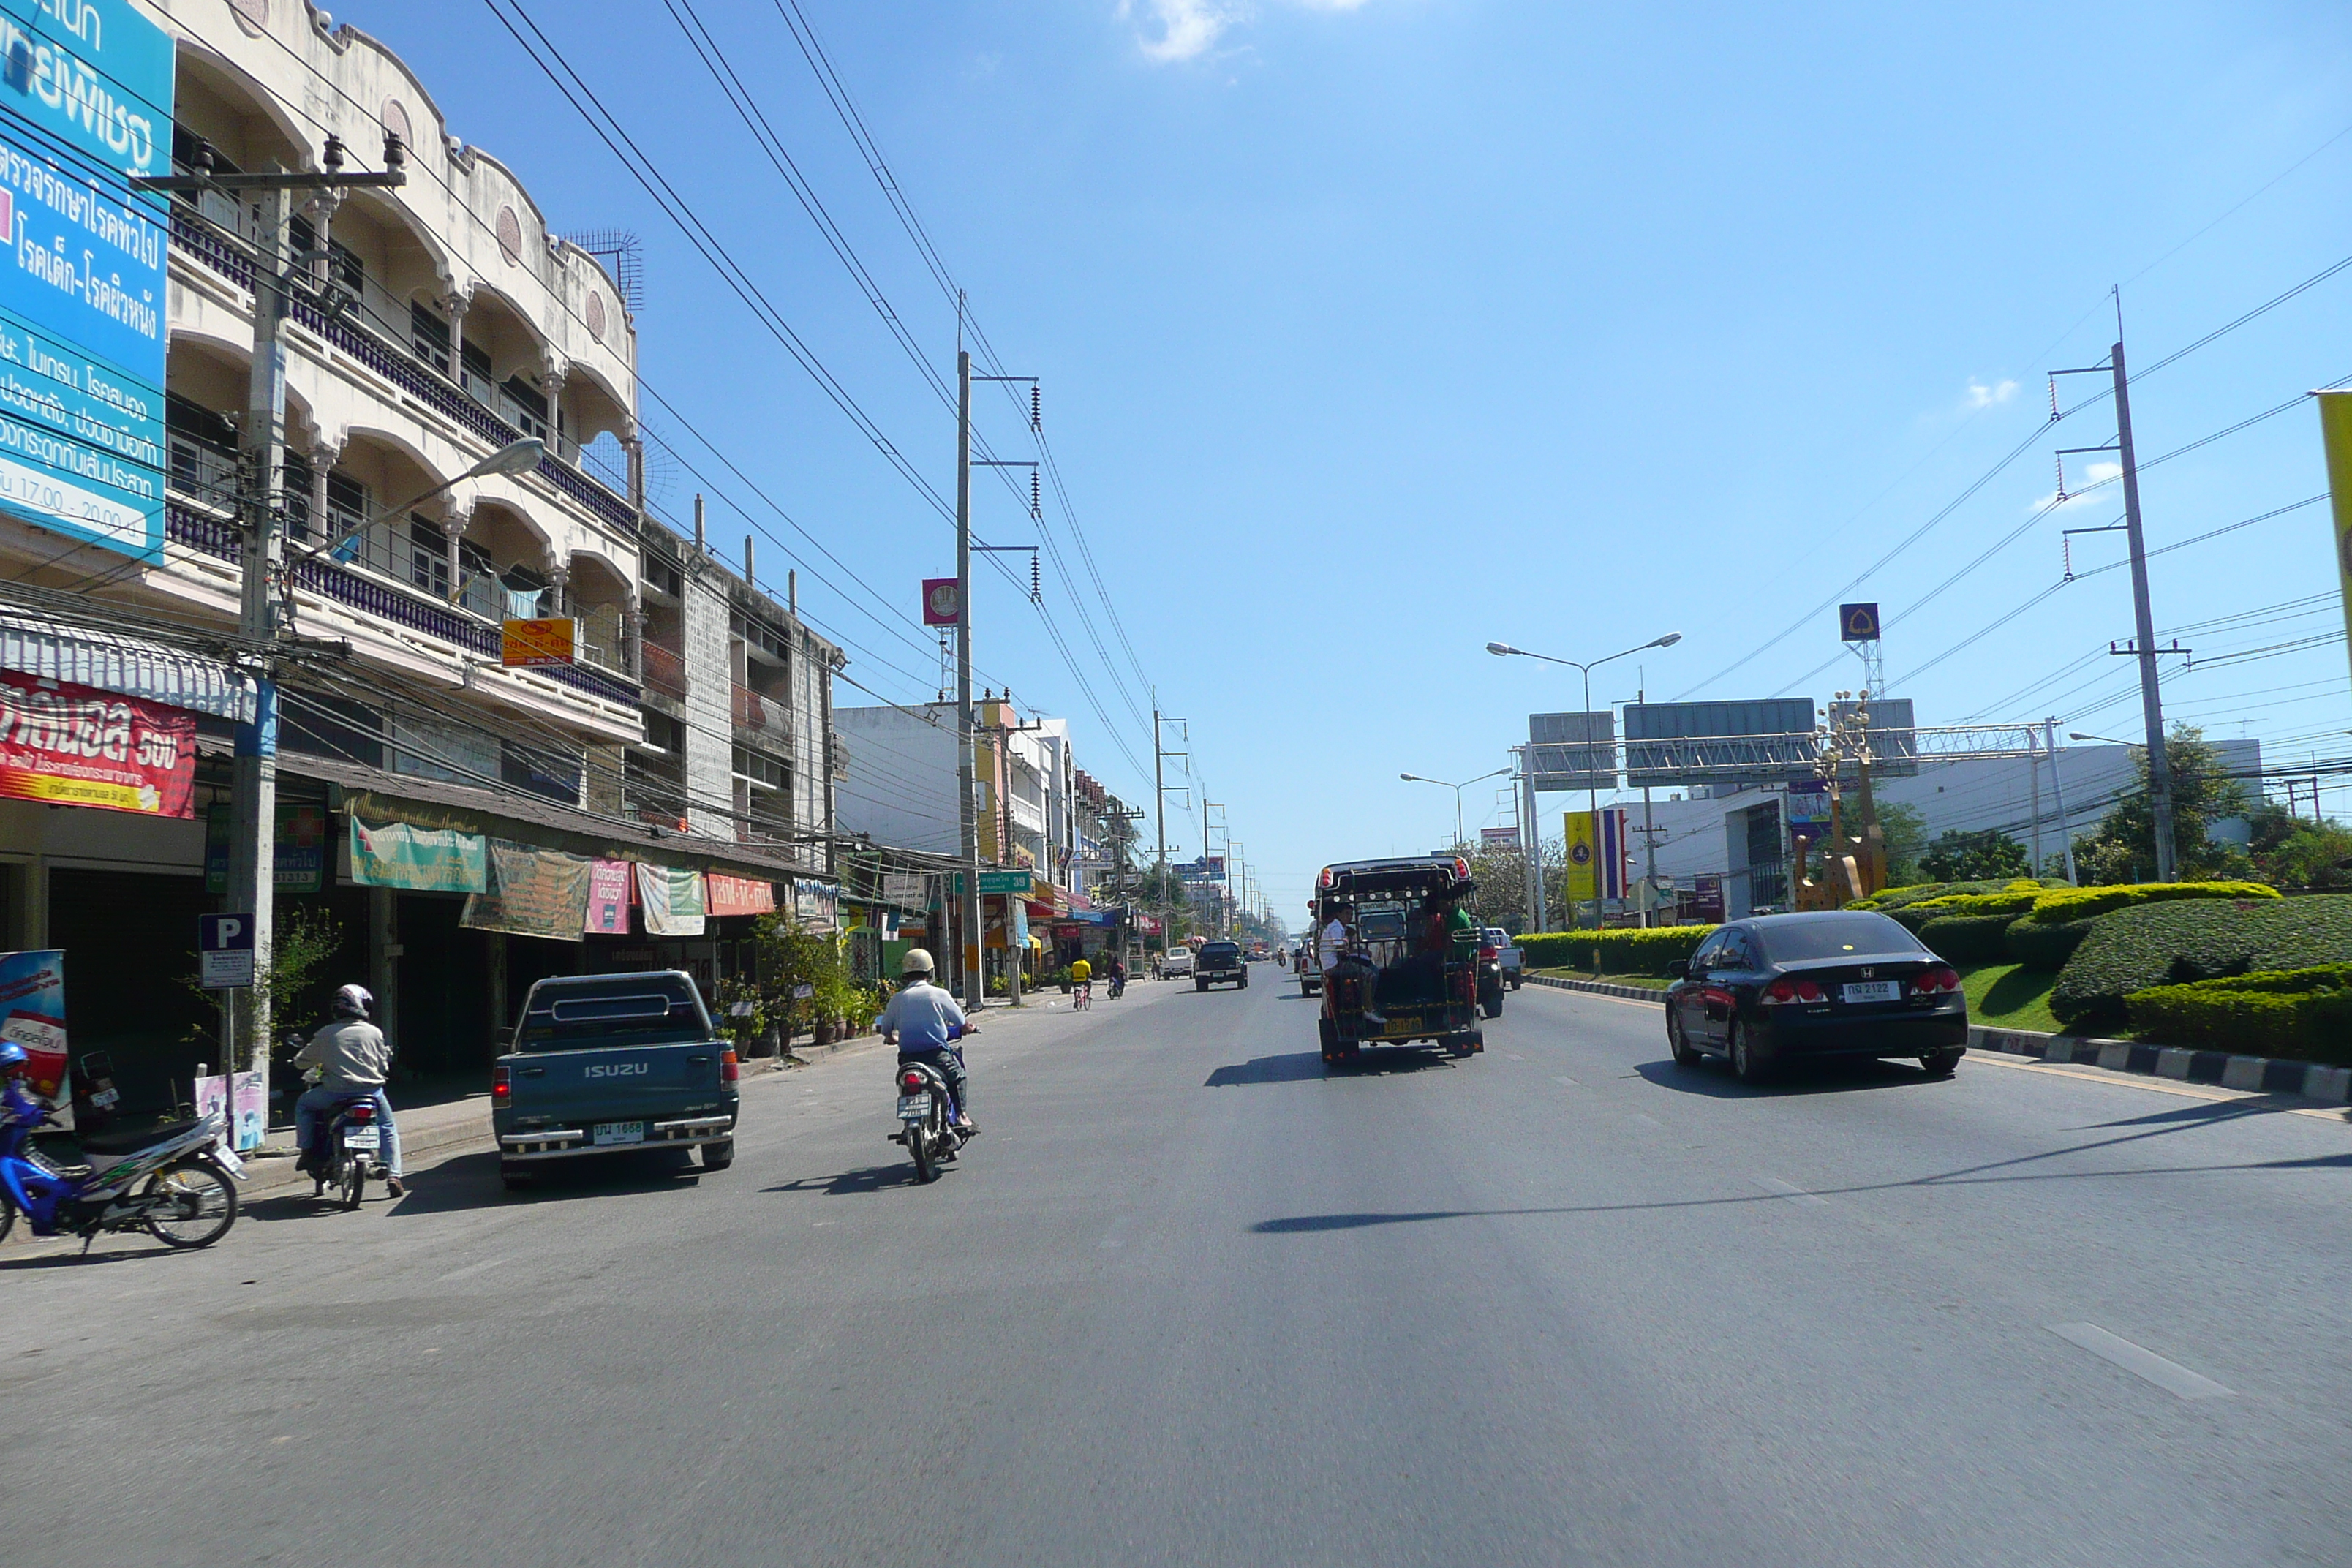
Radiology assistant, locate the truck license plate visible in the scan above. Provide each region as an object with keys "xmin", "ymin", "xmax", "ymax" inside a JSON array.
[
  {"xmin": 342, "ymin": 1126, "xmax": 380, "ymax": 1150},
  {"xmin": 897, "ymin": 1093, "xmax": 932, "ymax": 1120},
  {"xmin": 592, "ymin": 1121, "xmax": 645, "ymax": 1146},
  {"xmin": 1842, "ymin": 981, "xmax": 1901, "ymax": 1004}
]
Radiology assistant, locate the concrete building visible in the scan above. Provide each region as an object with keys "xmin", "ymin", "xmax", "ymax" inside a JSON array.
[{"xmin": 0, "ymin": 1, "xmax": 840, "ymax": 1111}]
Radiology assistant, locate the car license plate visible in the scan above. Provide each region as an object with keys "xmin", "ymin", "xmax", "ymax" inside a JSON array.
[
  {"xmin": 342, "ymin": 1126, "xmax": 380, "ymax": 1150},
  {"xmin": 1842, "ymin": 980, "xmax": 1902, "ymax": 1004},
  {"xmin": 897, "ymin": 1093, "xmax": 932, "ymax": 1120},
  {"xmin": 592, "ymin": 1121, "xmax": 645, "ymax": 1147}
]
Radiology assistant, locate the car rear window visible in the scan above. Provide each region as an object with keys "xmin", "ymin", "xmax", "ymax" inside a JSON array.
[
  {"xmin": 1754, "ymin": 913, "xmax": 1924, "ymax": 963},
  {"xmin": 1201, "ymin": 943, "xmax": 1239, "ymax": 961},
  {"xmin": 517, "ymin": 975, "xmax": 712, "ymax": 1052}
]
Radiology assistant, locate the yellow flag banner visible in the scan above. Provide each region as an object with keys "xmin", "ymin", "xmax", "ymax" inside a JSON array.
[
  {"xmin": 1563, "ymin": 812, "xmax": 1596, "ymax": 903},
  {"xmin": 2314, "ymin": 390, "xmax": 2352, "ymax": 692}
]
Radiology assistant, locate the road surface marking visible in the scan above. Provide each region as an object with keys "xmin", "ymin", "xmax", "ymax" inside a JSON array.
[
  {"xmin": 2048, "ymin": 1322, "xmax": 2232, "ymax": 1400},
  {"xmin": 1629, "ymin": 1112, "xmax": 1662, "ymax": 1130},
  {"xmin": 1967, "ymin": 1050, "xmax": 2351, "ymax": 1123},
  {"xmin": 433, "ymin": 1256, "xmax": 512, "ymax": 1284},
  {"xmin": 1505, "ymin": 1052, "xmax": 1526, "ymax": 1061},
  {"xmin": 1752, "ymin": 1176, "xmax": 1828, "ymax": 1208},
  {"xmin": 1553, "ymin": 1074, "xmax": 1580, "ymax": 1088}
]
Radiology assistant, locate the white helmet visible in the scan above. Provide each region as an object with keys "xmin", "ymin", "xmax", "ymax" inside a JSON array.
[
  {"xmin": 333, "ymin": 984, "xmax": 374, "ymax": 1019},
  {"xmin": 901, "ymin": 948, "xmax": 935, "ymax": 976}
]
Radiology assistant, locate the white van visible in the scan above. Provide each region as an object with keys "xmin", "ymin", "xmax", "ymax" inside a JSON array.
[{"xmin": 1159, "ymin": 946, "xmax": 1194, "ymax": 979}]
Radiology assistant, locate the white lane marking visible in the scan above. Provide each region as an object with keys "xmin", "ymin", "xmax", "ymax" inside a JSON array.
[
  {"xmin": 432, "ymin": 1256, "xmax": 511, "ymax": 1284},
  {"xmin": 1967, "ymin": 1049, "xmax": 2351, "ymax": 1124},
  {"xmin": 1553, "ymin": 1074, "xmax": 1580, "ymax": 1088},
  {"xmin": 2048, "ymin": 1323, "xmax": 2233, "ymax": 1401},
  {"xmin": 1505, "ymin": 1052, "xmax": 1526, "ymax": 1061},
  {"xmin": 1629, "ymin": 1112, "xmax": 1662, "ymax": 1130},
  {"xmin": 1752, "ymin": 1176, "xmax": 1828, "ymax": 1209}
]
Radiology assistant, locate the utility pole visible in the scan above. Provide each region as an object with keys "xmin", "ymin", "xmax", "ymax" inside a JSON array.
[
  {"xmin": 956, "ymin": 345, "xmax": 981, "ymax": 1007},
  {"xmin": 1513, "ymin": 746, "xmax": 1545, "ymax": 934},
  {"xmin": 1154, "ymin": 704, "xmax": 1186, "ymax": 946},
  {"xmin": 137, "ymin": 137, "xmax": 404, "ymax": 1114},
  {"xmin": 2046, "ymin": 718, "xmax": 2079, "ymax": 886},
  {"xmin": 2111, "ymin": 339, "xmax": 2178, "ymax": 882},
  {"xmin": 2053, "ymin": 327, "xmax": 2176, "ymax": 881}
]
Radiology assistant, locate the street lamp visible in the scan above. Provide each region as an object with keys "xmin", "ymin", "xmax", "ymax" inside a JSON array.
[
  {"xmin": 1488, "ymin": 632, "xmax": 1681, "ymax": 952},
  {"xmin": 2068, "ymin": 732, "xmax": 2134, "ymax": 746},
  {"xmin": 1400, "ymin": 767, "xmax": 1512, "ymax": 849}
]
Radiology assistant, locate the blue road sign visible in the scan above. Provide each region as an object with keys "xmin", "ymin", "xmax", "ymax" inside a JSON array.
[
  {"xmin": 0, "ymin": 0, "xmax": 176, "ymax": 561},
  {"xmin": 198, "ymin": 911, "xmax": 255, "ymax": 990}
]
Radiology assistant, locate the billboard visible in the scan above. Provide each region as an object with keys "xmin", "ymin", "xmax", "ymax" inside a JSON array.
[
  {"xmin": 1527, "ymin": 711, "xmax": 1616, "ymax": 792},
  {"xmin": 1623, "ymin": 699, "xmax": 1817, "ymax": 787},
  {"xmin": 1480, "ymin": 826, "xmax": 1520, "ymax": 849},
  {"xmin": 0, "ymin": 0, "xmax": 173, "ymax": 562}
]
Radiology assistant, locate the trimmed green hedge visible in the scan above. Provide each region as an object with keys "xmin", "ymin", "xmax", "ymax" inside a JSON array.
[
  {"xmin": 1918, "ymin": 912, "xmax": 2018, "ymax": 963},
  {"xmin": 2004, "ymin": 915, "xmax": 2096, "ymax": 970},
  {"xmin": 2050, "ymin": 896, "xmax": 2352, "ymax": 1030},
  {"xmin": 2125, "ymin": 965, "xmax": 2352, "ymax": 1063},
  {"xmin": 1520, "ymin": 925, "xmax": 1714, "ymax": 976},
  {"xmin": 2021, "ymin": 880, "xmax": 2279, "ymax": 927},
  {"xmin": 1852, "ymin": 880, "xmax": 2020, "ymax": 913},
  {"xmin": 1912, "ymin": 889, "xmax": 2043, "ymax": 919}
]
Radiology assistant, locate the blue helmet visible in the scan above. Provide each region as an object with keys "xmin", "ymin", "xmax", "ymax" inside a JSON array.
[{"xmin": 0, "ymin": 1041, "xmax": 25, "ymax": 1074}]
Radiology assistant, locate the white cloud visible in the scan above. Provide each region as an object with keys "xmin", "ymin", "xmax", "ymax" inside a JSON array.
[
  {"xmin": 1122, "ymin": 0, "xmax": 1242, "ymax": 63},
  {"xmin": 1966, "ymin": 378, "xmax": 2019, "ymax": 410},
  {"xmin": 2033, "ymin": 459, "xmax": 2120, "ymax": 512},
  {"xmin": 1121, "ymin": 0, "xmax": 1371, "ymax": 64}
]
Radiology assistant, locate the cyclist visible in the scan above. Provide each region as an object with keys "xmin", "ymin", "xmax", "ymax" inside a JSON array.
[{"xmin": 1069, "ymin": 954, "xmax": 1093, "ymax": 1009}]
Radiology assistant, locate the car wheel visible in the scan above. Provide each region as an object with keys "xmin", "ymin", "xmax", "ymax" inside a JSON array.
[
  {"xmin": 500, "ymin": 1160, "xmax": 531, "ymax": 1192},
  {"xmin": 700, "ymin": 1139, "xmax": 736, "ymax": 1170},
  {"xmin": 1730, "ymin": 1021, "xmax": 1774, "ymax": 1085},
  {"xmin": 1196, "ymin": 979, "xmax": 1207, "ymax": 992},
  {"xmin": 1667, "ymin": 1009, "xmax": 1700, "ymax": 1068},
  {"xmin": 1921, "ymin": 1047, "xmax": 1962, "ymax": 1078}
]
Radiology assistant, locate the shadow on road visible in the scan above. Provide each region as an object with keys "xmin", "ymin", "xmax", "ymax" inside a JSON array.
[
  {"xmin": 1635, "ymin": 1056, "xmax": 1937, "ymax": 1098},
  {"xmin": 1205, "ymin": 1053, "xmax": 1324, "ymax": 1087},
  {"xmin": 766, "ymin": 1162, "xmax": 925, "ymax": 1196}
]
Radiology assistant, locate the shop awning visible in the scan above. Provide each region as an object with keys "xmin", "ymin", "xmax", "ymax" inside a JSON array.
[{"xmin": 0, "ymin": 612, "xmax": 256, "ymax": 722}]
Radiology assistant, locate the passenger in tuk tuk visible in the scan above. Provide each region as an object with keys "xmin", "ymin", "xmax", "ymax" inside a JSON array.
[
  {"xmin": 1385, "ymin": 878, "xmax": 1477, "ymax": 1003},
  {"xmin": 1319, "ymin": 904, "xmax": 1385, "ymax": 1026}
]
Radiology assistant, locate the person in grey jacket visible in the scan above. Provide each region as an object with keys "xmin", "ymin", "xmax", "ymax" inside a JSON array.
[{"xmin": 293, "ymin": 984, "xmax": 405, "ymax": 1197}]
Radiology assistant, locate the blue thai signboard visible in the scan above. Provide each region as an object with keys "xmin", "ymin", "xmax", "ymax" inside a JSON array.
[{"xmin": 0, "ymin": 0, "xmax": 173, "ymax": 561}]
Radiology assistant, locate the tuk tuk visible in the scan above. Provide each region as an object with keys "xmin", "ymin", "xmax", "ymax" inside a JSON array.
[{"xmin": 1313, "ymin": 855, "xmax": 1485, "ymax": 1068}]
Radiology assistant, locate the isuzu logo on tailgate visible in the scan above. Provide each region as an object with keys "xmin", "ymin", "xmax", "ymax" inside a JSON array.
[{"xmin": 584, "ymin": 1063, "xmax": 651, "ymax": 1079}]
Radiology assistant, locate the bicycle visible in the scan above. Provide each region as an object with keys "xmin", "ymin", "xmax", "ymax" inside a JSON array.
[{"xmin": 1073, "ymin": 981, "xmax": 1093, "ymax": 1011}]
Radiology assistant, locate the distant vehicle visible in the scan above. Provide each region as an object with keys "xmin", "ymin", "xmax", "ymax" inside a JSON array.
[
  {"xmin": 1195, "ymin": 941, "xmax": 1248, "ymax": 990},
  {"xmin": 494, "ymin": 971, "xmax": 739, "ymax": 1191},
  {"xmin": 1160, "ymin": 946, "xmax": 1195, "ymax": 979},
  {"xmin": 1487, "ymin": 928, "xmax": 1525, "ymax": 990},
  {"xmin": 1476, "ymin": 927, "xmax": 1514, "ymax": 1017},
  {"xmin": 1662, "ymin": 911, "xmax": 1967, "ymax": 1085}
]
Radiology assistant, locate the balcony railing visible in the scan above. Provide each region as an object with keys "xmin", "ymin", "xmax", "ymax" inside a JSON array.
[
  {"xmin": 169, "ymin": 211, "xmax": 641, "ymax": 537},
  {"xmin": 731, "ymin": 683, "xmax": 794, "ymax": 747},
  {"xmin": 163, "ymin": 501, "xmax": 640, "ymax": 708}
]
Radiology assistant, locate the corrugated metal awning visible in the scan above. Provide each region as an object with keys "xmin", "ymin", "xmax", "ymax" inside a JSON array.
[{"xmin": 0, "ymin": 613, "xmax": 257, "ymax": 722}]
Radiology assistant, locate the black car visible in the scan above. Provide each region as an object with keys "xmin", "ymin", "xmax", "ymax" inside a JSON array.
[
  {"xmin": 1662, "ymin": 911, "xmax": 1966, "ymax": 1084},
  {"xmin": 1194, "ymin": 941, "xmax": 1248, "ymax": 991}
]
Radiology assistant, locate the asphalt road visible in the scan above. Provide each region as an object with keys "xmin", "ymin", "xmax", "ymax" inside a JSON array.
[{"xmin": 7, "ymin": 971, "xmax": 2351, "ymax": 1567}]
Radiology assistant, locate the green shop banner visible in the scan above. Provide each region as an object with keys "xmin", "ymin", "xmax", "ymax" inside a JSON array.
[
  {"xmin": 635, "ymin": 862, "xmax": 706, "ymax": 936},
  {"xmin": 205, "ymin": 804, "xmax": 327, "ymax": 894},
  {"xmin": 462, "ymin": 840, "xmax": 592, "ymax": 941},
  {"xmin": 349, "ymin": 816, "xmax": 487, "ymax": 893}
]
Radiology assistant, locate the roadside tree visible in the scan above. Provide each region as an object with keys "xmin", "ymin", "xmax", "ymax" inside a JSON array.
[{"xmin": 2072, "ymin": 725, "xmax": 2253, "ymax": 885}]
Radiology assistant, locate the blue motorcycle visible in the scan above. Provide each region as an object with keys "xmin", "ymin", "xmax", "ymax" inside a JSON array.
[
  {"xmin": 1, "ymin": 1066, "xmax": 245, "ymax": 1251},
  {"xmin": 889, "ymin": 1023, "xmax": 975, "ymax": 1185}
]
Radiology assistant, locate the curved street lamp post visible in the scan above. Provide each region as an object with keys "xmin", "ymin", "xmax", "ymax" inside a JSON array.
[{"xmin": 1488, "ymin": 633, "xmax": 1682, "ymax": 965}]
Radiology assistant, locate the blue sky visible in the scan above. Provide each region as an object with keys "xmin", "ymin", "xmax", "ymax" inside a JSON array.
[{"xmin": 361, "ymin": 0, "xmax": 2352, "ymax": 923}]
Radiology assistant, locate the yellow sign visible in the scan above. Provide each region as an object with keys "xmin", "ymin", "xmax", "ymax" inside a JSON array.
[
  {"xmin": 2315, "ymin": 391, "xmax": 2352, "ymax": 693},
  {"xmin": 1563, "ymin": 812, "xmax": 1596, "ymax": 902},
  {"xmin": 501, "ymin": 617, "xmax": 578, "ymax": 668}
]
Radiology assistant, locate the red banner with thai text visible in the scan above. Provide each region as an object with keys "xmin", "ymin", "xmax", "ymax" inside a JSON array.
[
  {"xmin": 0, "ymin": 672, "xmax": 195, "ymax": 818},
  {"xmin": 705, "ymin": 872, "xmax": 777, "ymax": 918}
]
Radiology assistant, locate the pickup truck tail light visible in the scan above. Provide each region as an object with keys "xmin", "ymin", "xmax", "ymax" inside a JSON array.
[
  {"xmin": 1911, "ymin": 965, "xmax": 1961, "ymax": 996},
  {"xmin": 1760, "ymin": 977, "xmax": 1825, "ymax": 1006},
  {"xmin": 491, "ymin": 1065, "xmax": 510, "ymax": 1104},
  {"xmin": 720, "ymin": 1049, "xmax": 740, "ymax": 1085}
]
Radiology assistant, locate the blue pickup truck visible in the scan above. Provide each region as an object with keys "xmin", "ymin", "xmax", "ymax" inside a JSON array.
[{"xmin": 493, "ymin": 971, "xmax": 739, "ymax": 1191}]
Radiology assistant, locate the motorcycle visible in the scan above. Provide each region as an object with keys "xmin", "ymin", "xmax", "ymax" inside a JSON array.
[
  {"xmin": 1107, "ymin": 973, "xmax": 1126, "ymax": 1000},
  {"xmin": 887, "ymin": 1023, "xmax": 976, "ymax": 1185},
  {"xmin": 312, "ymin": 1092, "xmax": 388, "ymax": 1210},
  {"xmin": 0, "ymin": 1074, "xmax": 244, "ymax": 1251}
]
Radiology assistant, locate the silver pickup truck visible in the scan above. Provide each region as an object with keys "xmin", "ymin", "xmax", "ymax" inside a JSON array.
[{"xmin": 493, "ymin": 971, "xmax": 740, "ymax": 1191}]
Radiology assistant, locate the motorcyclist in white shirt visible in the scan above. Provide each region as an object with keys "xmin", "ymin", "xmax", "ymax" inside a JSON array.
[{"xmin": 293, "ymin": 984, "xmax": 405, "ymax": 1198}]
